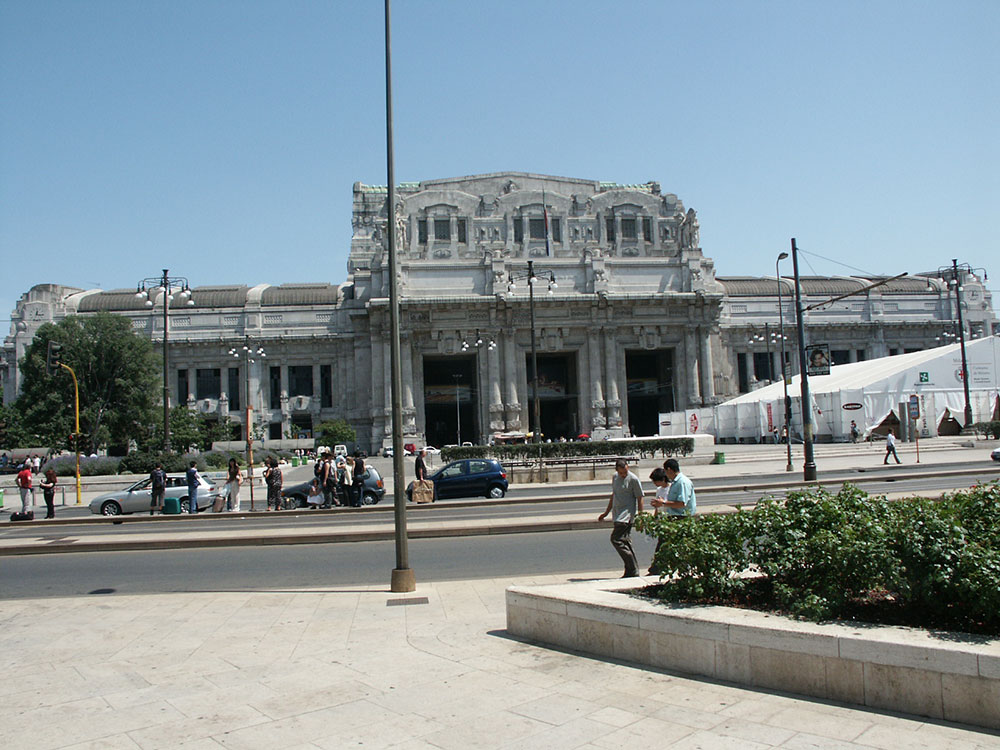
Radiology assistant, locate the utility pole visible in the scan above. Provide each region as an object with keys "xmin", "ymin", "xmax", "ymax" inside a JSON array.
[{"xmin": 791, "ymin": 239, "xmax": 818, "ymax": 481}]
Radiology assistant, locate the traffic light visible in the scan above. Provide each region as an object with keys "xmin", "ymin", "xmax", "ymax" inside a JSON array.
[{"xmin": 46, "ymin": 341, "xmax": 63, "ymax": 376}]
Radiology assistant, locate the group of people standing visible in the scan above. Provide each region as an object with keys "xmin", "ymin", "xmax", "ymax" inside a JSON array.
[
  {"xmin": 15, "ymin": 462, "xmax": 59, "ymax": 519},
  {"xmin": 598, "ymin": 457, "xmax": 697, "ymax": 578},
  {"xmin": 310, "ymin": 453, "xmax": 366, "ymax": 508}
]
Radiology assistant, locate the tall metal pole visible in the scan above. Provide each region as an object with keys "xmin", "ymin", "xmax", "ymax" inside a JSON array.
[
  {"xmin": 244, "ymin": 345, "xmax": 256, "ymax": 511},
  {"xmin": 791, "ymin": 239, "xmax": 817, "ymax": 481},
  {"xmin": 453, "ymin": 373, "xmax": 462, "ymax": 445},
  {"xmin": 385, "ymin": 0, "xmax": 414, "ymax": 593},
  {"xmin": 528, "ymin": 260, "xmax": 540, "ymax": 443},
  {"xmin": 951, "ymin": 259, "xmax": 973, "ymax": 427},
  {"xmin": 776, "ymin": 252, "xmax": 792, "ymax": 472},
  {"xmin": 764, "ymin": 322, "xmax": 772, "ymax": 381},
  {"xmin": 161, "ymin": 269, "xmax": 171, "ymax": 452}
]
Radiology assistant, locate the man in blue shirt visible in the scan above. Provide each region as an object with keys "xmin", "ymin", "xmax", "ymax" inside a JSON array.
[
  {"xmin": 656, "ymin": 458, "xmax": 697, "ymax": 516},
  {"xmin": 598, "ymin": 459, "xmax": 644, "ymax": 577}
]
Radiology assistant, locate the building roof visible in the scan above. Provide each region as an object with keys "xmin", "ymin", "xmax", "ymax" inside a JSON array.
[
  {"xmin": 719, "ymin": 275, "xmax": 932, "ymax": 298},
  {"xmin": 260, "ymin": 284, "xmax": 342, "ymax": 306}
]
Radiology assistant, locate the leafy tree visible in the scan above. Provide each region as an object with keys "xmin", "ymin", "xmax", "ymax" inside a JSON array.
[
  {"xmin": 0, "ymin": 389, "xmax": 31, "ymax": 449},
  {"xmin": 163, "ymin": 406, "xmax": 234, "ymax": 452},
  {"xmin": 316, "ymin": 419, "xmax": 356, "ymax": 449},
  {"xmin": 15, "ymin": 313, "xmax": 160, "ymax": 454}
]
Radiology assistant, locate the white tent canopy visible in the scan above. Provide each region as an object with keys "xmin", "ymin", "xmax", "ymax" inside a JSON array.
[{"xmin": 709, "ymin": 337, "xmax": 1000, "ymax": 442}]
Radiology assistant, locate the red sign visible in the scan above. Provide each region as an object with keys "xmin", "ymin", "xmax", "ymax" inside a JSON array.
[
  {"xmin": 842, "ymin": 403, "xmax": 863, "ymax": 411},
  {"xmin": 689, "ymin": 414, "xmax": 699, "ymax": 433}
]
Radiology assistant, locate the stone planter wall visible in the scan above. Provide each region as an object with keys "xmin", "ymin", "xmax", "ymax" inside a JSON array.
[{"xmin": 506, "ymin": 579, "xmax": 1000, "ymax": 729}]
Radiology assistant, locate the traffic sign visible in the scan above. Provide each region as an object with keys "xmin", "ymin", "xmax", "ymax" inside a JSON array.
[{"xmin": 908, "ymin": 395, "xmax": 920, "ymax": 420}]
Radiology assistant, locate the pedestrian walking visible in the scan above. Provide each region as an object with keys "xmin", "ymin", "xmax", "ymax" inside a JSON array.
[
  {"xmin": 186, "ymin": 460, "xmax": 201, "ymax": 513},
  {"xmin": 598, "ymin": 459, "xmax": 644, "ymax": 578},
  {"xmin": 850, "ymin": 420, "xmax": 860, "ymax": 443},
  {"xmin": 884, "ymin": 429, "xmax": 901, "ymax": 464},
  {"xmin": 16, "ymin": 462, "xmax": 34, "ymax": 515},
  {"xmin": 647, "ymin": 459, "xmax": 698, "ymax": 575},
  {"xmin": 39, "ymin": 468, "xmax": 58, "ymax": 519}
]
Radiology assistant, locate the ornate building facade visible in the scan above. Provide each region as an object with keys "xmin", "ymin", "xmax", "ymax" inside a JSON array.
[{"xmin": 3, "ymin": 173, "xmax": 995, "ymax": 450}]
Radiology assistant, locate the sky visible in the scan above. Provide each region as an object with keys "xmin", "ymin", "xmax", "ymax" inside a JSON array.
[{"xmin": 2, "ymin": 0, "xmax": 998, "ymax": 324}]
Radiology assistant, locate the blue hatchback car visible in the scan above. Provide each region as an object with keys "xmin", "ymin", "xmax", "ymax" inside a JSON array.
[{"xmin": 407, "ymin": 458, "xmax": 508, "ymax": 501}]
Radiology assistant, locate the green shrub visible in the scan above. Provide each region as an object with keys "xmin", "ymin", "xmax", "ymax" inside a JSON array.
[
  {"xmin": 43, "ymin": 455, "xmax": 122, "ymax": 477},
  {"xmin": 637, "ymin": 482, "xmax": 1000, "ymax": 634},
  {"xmin": 203, "ymin": 450, "xmax": 242, "ymax": 469},
  {"xmin": 117, "ymin": 451, "xmax": 206, "ymax": 474},
  {"xmin": 972, "ymin": 420, "xmax": 1000, "ymax": 439},
  {"xmin": 441, "ymin": 437, "xmax": 694, "ymax": 463}
]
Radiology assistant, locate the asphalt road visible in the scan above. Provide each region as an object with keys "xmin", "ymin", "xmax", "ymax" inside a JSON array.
[
  {"xmin": 0, "ymin": 528, "xmax": 655, "ymax": 600},
  {"xmin": 4, "ymin": 465, "xmax": 997, "ymax": 541}
]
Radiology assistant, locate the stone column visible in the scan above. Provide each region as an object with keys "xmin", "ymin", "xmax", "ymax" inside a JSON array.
[
  {"xmin": 370, "ymin": 332, "xmax": 384, "ymax": 442},
  {"xmin": 685, "ymin": 330, "xmax": 700, "ymax": 407},
  {"xmin": 588, "ymin": 328, "xmax": 605, "ymax": 430},
  {"xmin": 603, "ymin": 328, "xmax": 621, "ymax": 428},
  {"xmin": 700, "ymin": 328, "xmax": 716, "ymax": 403},
  {"xmin": 488, "ymin": 334, "xmax": 504, "ymax": 433},
  {"xmin": 402, "ymin": 335, "xmax": 416, "ymax": 434},
  {"xmin": 504, "ymin": 329, "xmax": 520, "ymax": 430}
]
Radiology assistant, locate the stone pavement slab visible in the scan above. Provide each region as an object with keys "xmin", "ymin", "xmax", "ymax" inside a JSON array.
[{"xmin": 2, "ymin": 573, "xmax": 999, "ymax": 749}]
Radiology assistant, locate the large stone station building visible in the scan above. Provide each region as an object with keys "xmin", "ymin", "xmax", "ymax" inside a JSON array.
[{"xmin": 3, "ymin": 173, "xmax": 995, "ymax": 451}]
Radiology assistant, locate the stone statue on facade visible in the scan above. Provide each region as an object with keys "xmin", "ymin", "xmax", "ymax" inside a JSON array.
[{"xmin": 680, "ymin": 208, "xmax": 700, "ymax": 250}]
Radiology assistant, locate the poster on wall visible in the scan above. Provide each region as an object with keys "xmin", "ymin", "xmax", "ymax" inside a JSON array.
[{"xmin": 806, "ymin": 344, "xmax": 831, "ymax": 376}]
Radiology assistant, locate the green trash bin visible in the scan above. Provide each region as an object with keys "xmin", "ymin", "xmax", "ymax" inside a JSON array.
[
  {"xmin": 712, "ymin": 451, "xmax": 726, "ymax": 465},
  {"xmin": 162, "ymin": 496, "xmax": 181, "ymax": 515},
  {"xmin": 0, "ymin": 487, "xmax": 4, "ymax": 508},
  {"xmin": 291, "ymin": 457, "xmax": 300, "ymax": 467}
]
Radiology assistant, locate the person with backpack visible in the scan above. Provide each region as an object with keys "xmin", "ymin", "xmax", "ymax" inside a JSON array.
[
  {"xmin": 186, "ymin": 460, "xmax": 202, "ymax": 514},
  {"xmin": 150, "ymin": 462, "xmax": 166, "ymax": 515}
]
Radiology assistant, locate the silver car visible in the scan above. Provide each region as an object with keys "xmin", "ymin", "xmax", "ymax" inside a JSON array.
[{"xmin": 89, "ymin": 473, "xmax": 220, "ymax": 515}]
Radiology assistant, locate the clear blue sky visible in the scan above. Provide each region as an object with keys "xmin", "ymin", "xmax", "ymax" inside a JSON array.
[{"xmin": 2, "ymin": 0, "xmax": 998, "ymax": 323}]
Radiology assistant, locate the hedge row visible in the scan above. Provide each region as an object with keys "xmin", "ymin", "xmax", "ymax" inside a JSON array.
[
  {"xmin": 635, "ymin": 482, "xmax": 1000, "ymax": 635},
  {"xmin": 42, "ymin": 449, "xmax": 294, "ymax": 476},
  {"xmin": 440, "ymin": 437, "xmax": 694, "ymax": 463},
  {"xmin": 972, "ymin": 420, "xmax": 1000, "ymax": 439}
]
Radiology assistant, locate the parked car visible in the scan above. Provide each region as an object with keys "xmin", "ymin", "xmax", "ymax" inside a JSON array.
[
  {"xmin": 405, "ymin": 459, "xmax": 508, "ymax": 502},
  {"xmin": 89, "ymin": 473, "xmax": 220, "ymax": 515},
  {"xmin": 992, "ymin": 447, "xmax": 1000, "ymax": 463},
  {"xmin": 282, "ymin": 466, "xmax": 386, "ymax": 508},
  {"xmin": 421, "ymin": 446, "xmax": 441, "ymax": 455},
  {"xmin": 381, "ymin": 446, "xmax": 394, "ymax": 457}
]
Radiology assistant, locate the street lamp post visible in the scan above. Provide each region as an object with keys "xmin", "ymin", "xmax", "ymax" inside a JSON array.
[
  {"xmin": 452, "ymin": 373, "xmax": 462, "ymax": 446},
  {"xmin": 136, "ymin": 269, "xmax": 194, "ymax": 452},
  {"xmin": 229, "ymin": 338, "xmax": 265, "ymax": 510},
  {"xmin": 776, "ymin": 251, "xmax": 792, "ymax": 472},
  {"xmin": 508, "ymin": 260, "xmax": 557, "ymax": 443},
  {"xmin": 384, "ymin": 0, "xmax": 414, "ymax": 593},
  {"xmin": 791, "ymin": 239, "xmax": 818, "ymax": 481}
]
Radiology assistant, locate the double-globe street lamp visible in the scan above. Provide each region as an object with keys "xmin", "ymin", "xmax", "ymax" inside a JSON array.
[
  {"xmin": 135, "ymin": 269, "xmax": 194, "ymax": 452},
  {"xmin": 507, "ymin": 260, "xmax": 557, "ymax": 444},
  {"xmin": 937, "ymin": 260, "xmax": 987, "ymax": 428},
  {"xmin": 229, "ymin": 338, "xmax": 266, "ymax": 510}
]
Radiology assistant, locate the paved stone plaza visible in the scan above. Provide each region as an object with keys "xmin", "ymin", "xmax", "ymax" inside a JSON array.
[{"xmin": 3, "ymin": 572, "xmax": 1000, "ymax": 749}]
